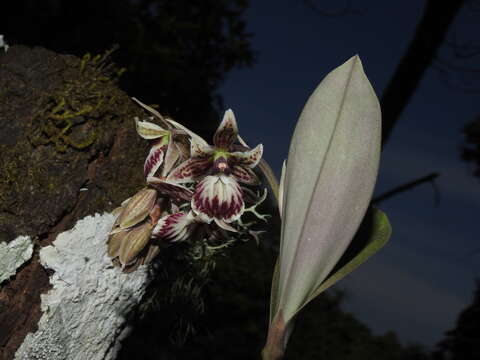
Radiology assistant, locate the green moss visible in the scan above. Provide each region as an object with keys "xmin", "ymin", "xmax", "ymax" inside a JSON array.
[{"xmin": 28, "ymin": 47, "xmax": 126, "ymax": 154}]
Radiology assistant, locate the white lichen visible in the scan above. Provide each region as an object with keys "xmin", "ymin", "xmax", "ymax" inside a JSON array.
[
  {"xmin": 0, "ymin": 235, "xmax": 33, "ymax": 284},
  {"xmin": 15, "ymin": 213, "xmax": 152, "ymax": 360},
  {"xmin": 0, "ymin": 35, "xmax": 9, "ymax": 52}
]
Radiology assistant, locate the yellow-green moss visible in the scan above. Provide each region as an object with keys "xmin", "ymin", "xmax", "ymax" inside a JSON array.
[{"xmin": 28, "ymin": 47, "xmax": 126, "ymax": 153}]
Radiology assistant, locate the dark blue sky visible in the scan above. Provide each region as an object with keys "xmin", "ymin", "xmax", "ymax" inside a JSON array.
[{"xmin": 219, "ymin": 0, "xmax": 480, "ymax": 348}]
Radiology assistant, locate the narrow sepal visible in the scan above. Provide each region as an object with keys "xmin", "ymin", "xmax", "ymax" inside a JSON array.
[
  {"xmin": 230, "ymin": 143, "xmax": 263, "ymax": 168},
  {"xmin": 232, "ymin": 165, "xmax": 260, "ymax": 185},
  {"xmin": 213, "ymin": 109, "xmax": 238, "ymax": 149},
  {"xmin": 167, "ymin": 157, "xmax": 213, "ymax": 183},
  {"xmin": 174, "ymin": 136, "xmax": 191, "ymax": 160},
  {"xmin": 165, "ymin": 116, "xmax": 209, "ymax": 148},
  {"xmin": 132, "ymin": 97, "xmax": 171, "ymax": 129},
  {"xmin": 144, "ymin": 143, "xmax": 167, "ymax": 178},
  {"xmin": 135, "ymin": 118, "xmax": 169, "ymax": 139},
  {"xmin": 147, "ymin": 176, "xmax": 194, "ymax": 201},
  {"xmin": 191, "ymin": 136, "xmax": 214, "ymax": 158},
  {"xmin": 161, "ymin": 140, "xmax": 180, "ymax": 177}
]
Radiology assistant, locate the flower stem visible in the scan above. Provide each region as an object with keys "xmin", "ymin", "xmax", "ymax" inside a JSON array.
[{"xmin": 261, "ymin": 311, "xmax": 287, "ymax": 360}]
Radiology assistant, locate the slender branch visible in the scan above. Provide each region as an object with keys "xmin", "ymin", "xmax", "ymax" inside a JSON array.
[
  {"xmin": 262, "ymin": 312, "xmax": 287, "ymax": 360},
  {"xmin": 381, "ymin": 0, "xmax": 465, "ymax": 147},
  {"xmin": 372, "ymin": 172, "xmax": 440, "ymax": 205}
]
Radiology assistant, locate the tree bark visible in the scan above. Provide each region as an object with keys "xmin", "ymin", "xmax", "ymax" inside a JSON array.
[{"xmin": 0, "ymin": 45, "xmax": 148, "ymax": 359}]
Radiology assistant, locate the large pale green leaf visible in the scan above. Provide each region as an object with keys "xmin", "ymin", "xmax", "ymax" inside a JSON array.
[
  {"xmin": 269, "ymin": 208, "xmax": 391, "ymax": 322},
  {"xmin": 297, "ymin": 207, "xmax": 391, "ymax": 314},
  {"xmin": 275, "ymin": 55, "xmax": 381, "ymax": 323}
]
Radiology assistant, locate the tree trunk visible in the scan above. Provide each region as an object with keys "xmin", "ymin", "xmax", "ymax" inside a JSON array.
[
  {"xmin": 0, "ymin": 45, "xmax": 148, "ymax": 359},
  {"xmin": 0, "ymin": 45, "xmax": 276, "ymax": 360}
]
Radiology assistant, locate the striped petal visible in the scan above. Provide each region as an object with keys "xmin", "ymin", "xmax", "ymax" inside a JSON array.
[
  {"xmin": 173, "ymin": 134, "xmax": 191, "ymax": 160},
  {"xmin": 192, "ymin": 175, "xmax": 244, "ymax": 223},
  {"xmin": 161, "ymin": 140, "xmax": 180, "ymax": 177},
  {"xmin": 230, "ymin": 143, "xmax": 263, "ymax": 168},
  {"xmin": 213, "ymin": 109, "xmax": 238, "ymax": 150},
  {"xmin": 165, "ymin": 117, "xmax": 209, "ymax": 148},
  {"xmin": 167, "ymin": 157, "xmax": 213, "ymax": 183},
  {"xmin": 191, "ymin": 135, "xmax": 214, "ymax": 158},
  {"xmin": 144, "ymin": 142, "xmax": 167, "ymax": 178},
  {"xmin": 232, "ymin": 165, "xmax": 260, "ymax": 185},
  {"xmin": 152, "ymin": 211, "xmax": 196, "ymax": 243},
  {"xmin": 146, "ymin": 176, "xmax": 193, "ymax": 201},
  {"xmin": 132, "ymin": 97, "xmax": 171, "ymax": 129}
]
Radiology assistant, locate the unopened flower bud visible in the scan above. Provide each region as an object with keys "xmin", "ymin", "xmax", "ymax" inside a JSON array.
[
  {"xmin": 119, "ymin": 222, "xmax": 155, "ymax": 266},
  {"xmin": 116, "ymin": 188, "xmax": 157, "ymax": 229}
]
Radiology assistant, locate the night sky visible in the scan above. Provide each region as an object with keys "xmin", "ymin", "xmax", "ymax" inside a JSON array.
[{"xmin": 219, "ymin": 0, "xmax": 480, "ymax": 348}]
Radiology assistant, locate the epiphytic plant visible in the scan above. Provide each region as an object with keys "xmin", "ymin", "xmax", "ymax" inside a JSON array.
[
  {"xmin": 107, "ymin": 98, "xmax": 269, "ymax": 272},
  {"xmin": 107, "ymin": 55, "xmax": 391, "ymax": 359}
]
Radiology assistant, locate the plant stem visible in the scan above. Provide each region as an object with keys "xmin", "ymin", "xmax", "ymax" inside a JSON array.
[{"xmin": 261, "ymin": 312, "xmax": 287, "ymax": 360}]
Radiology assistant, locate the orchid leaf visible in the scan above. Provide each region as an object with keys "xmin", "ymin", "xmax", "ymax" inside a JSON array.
[
  {"xmin": 278, "ymin": 160, "xmax": 287, "ymax": 219},
  {"xmin": 269, "ymin": 259, "xmax": 281, "ymax": 323},
  {"xmin": 297, "ymin": 207, "xmax": 391, "ymax": 315},
  {"xmin": 275, "ymin": 55, "xmax": 382, "ymax": 323}
]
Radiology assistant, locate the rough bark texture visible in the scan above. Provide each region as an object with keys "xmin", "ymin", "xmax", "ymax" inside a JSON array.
[{"xmin": 0, "ymin": 45, "xmax": 148, "ymax": 359}]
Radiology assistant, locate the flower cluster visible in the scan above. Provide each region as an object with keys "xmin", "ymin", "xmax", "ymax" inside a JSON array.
[{"xmin": 108, "ymin": 98, "xmax": 268, "ymax": 271}]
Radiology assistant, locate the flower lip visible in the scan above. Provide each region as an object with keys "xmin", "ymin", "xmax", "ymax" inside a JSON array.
[{"xmin": 192, "ymin": 174, "xmax": 244, "ymax": 223}]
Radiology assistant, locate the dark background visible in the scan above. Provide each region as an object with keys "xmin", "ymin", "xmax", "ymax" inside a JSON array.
[{"xmin": 2, "ymin": 0, "xmax": 479, "ymax": 359}]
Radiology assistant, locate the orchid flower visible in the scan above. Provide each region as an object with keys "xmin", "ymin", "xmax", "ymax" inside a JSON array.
[
  {"xmin": 167, "ymin": 110, "xmax": 263, "ymax": 224},
  {"xmin": 133, "ymin": 98, "xmax": 190, "ymax": 179},
  {"xmin": 167, "ymin": 110, "xmax": 263, "ymax": 185},
  {"xmin": 108, "ymin": 99, "xmax": 269, "ymax": 272},
  {"xmin": 135, "ymin": 118, "xmax": 190, "ymax": 178}
]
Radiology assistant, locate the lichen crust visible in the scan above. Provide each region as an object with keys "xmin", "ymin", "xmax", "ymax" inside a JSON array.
[
  {"xmin": 14, "ymin": 213, "xmax": 151, "ymax": 360},
  {"xmin": 0, "ymin": 235, "xmax": 33, "ymax": 284}
]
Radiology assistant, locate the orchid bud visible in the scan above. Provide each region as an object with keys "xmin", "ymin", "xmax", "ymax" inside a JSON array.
[
  {"xmin": 118, "ymin": 222, "xmax": 155, "ymax": 266},
  {"xmin": 115, "ymin": 188, "xmax": 157, "ymax": 229},
  {"xmin": 107, "ymin": 230, "xmax": 127, "ymax": 258}
]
